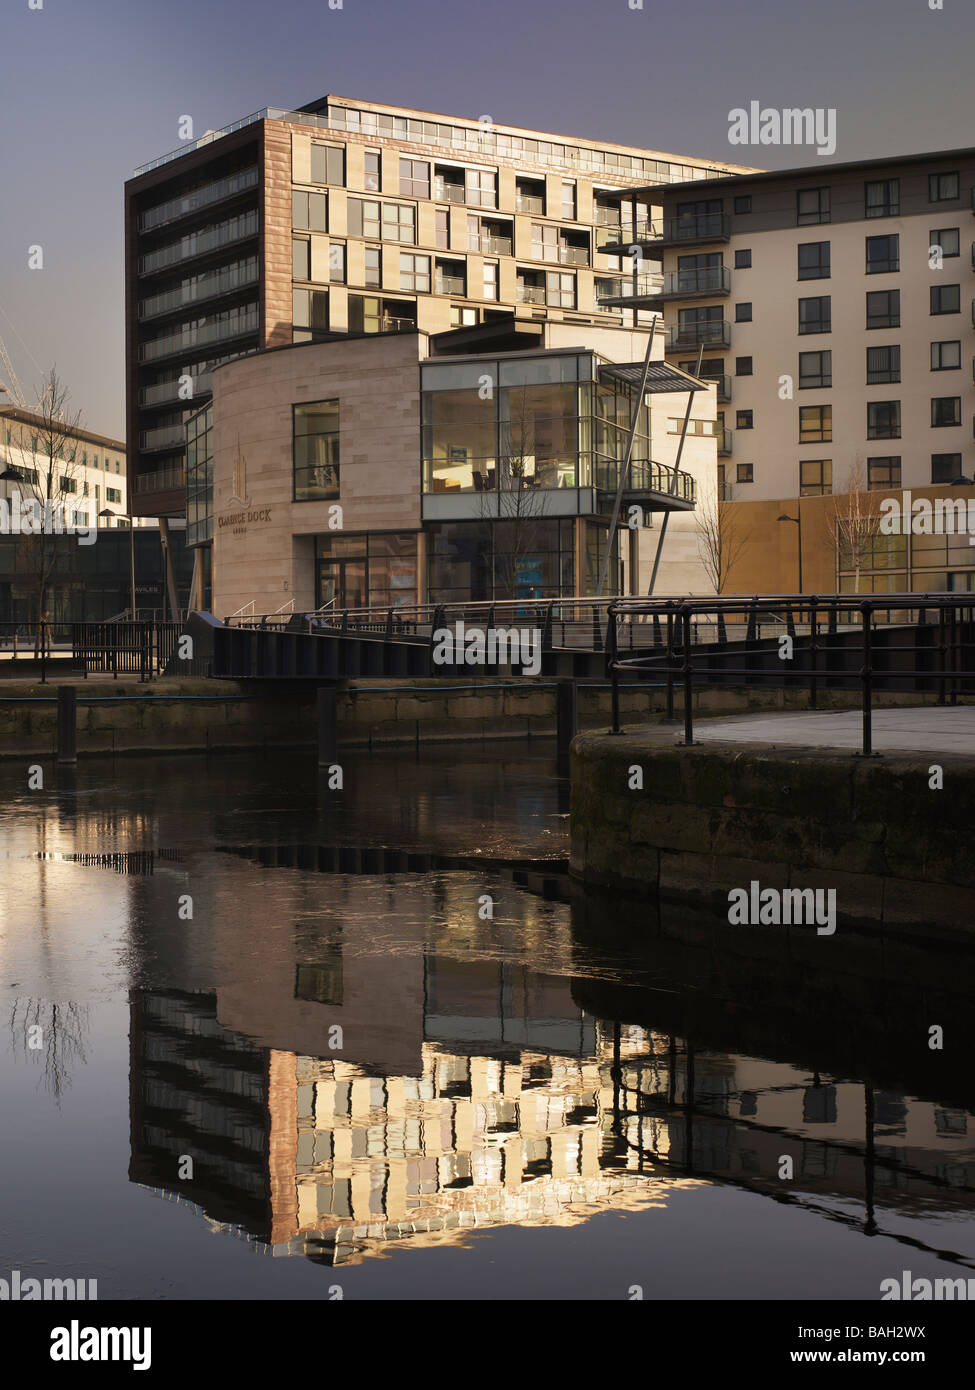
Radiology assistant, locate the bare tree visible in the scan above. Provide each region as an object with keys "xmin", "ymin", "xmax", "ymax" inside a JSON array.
[
  {"xmin": 696, "ymin": 484, "xmax": 752, "ymax": 593},
  {"xmin": 828, "ymin": 456, "xmax": 882, "ymax": 593},
  {"xmin": 8, "ymin": 369, "xmax": 85, "ymax": 641},
  {"xmin": 8, "ymin": 998, "xmax": 91, "ymax": 1106}
]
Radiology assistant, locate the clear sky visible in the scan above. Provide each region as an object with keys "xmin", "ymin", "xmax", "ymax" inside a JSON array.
[{"xmin": 1, "ymin": 0, "xmax": 972, "ymax": 438}]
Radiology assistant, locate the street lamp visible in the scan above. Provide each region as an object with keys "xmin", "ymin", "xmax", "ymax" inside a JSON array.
[
  {"xmin": 99, "ymin": 507, "xmax": 136, "ymax": 619},
  {"xmin": 777, "ymin": 511, "xmax": 803, "ymax": 593}
]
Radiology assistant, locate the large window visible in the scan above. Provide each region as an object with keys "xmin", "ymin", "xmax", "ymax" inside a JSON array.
[
  {"xmin": 865, "ymin": 178, "xmax": 898, "ymax": 218},
  {"xmin": 799, "ymin": 405, "xmax": 831, "ymax": 443},
  {"xmin": 799, "ymin": 350, "xmax": 831, "ymax": 389},
  {"xmin": 400, "ymin": 252, "xmax": 431, "ymax": 292},
  {"xmin": 867, "ymin": 401, "xmax": 901, "ymax": 439},
  {"xmin": 292, "ymin": 287, "xmax": 328, "ymax": 342},
  {"xmin": 866, "ymin": 345, "xmax": 900, "ymax": 384},
  {"xmin": 399, "ymin": 158, "xmax": 429, "ymax": 198},
  {"xmin": 347, "ymin": 198, "xmax": 381, "ymax": 239},
  {"xmin": 798, "ymin": 296, "xmax": 831, "ymax": 334},
  {"xmin": 800, "ymin": 459, "xmax": 832, "ymax": 496},
  {"xmin": 294, "ymin": 400, "xmax": 339, "ymax": 501},
  {"xmin": 466, "ymin": 169, "xmax": 497, "ymax": 207},
  {"xmin": 866, "ymin": 235, "xmax": 899, "ymax": 274},
  {"xmin": 310, "ymin": 144, "xmax": 345, "ymax": 186},
  {"xmin": 867, "ymin": 456, "xmax": 901, "ymax": 490},
  {"xmin": 292, "ymin": 236, "xmax": 311, "ymax": 281},
  {"xmin": 866, "ymin": 289, "xmax": 899, "ymax": 329},
  {"xmin": 798, "ymin": 241, "xmax": 830, "ymax": 279},
  {"xmin": 382, "ymin": 203, "xmax": 416, "ymax": 244},
  {"xmin": 797, "ymin": 187, "xmax": 830, "ymax": 225},
  {"xmin": 931, "ymin": 396, "xmax": 961, "ymax": 427},
  {"xmin": 292, "ymin": 190, "xmax": 327, "ymax": 232}
]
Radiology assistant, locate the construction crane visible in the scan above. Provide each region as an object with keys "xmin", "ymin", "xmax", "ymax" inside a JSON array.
[{"xmin": 0, "ymin": 331, "xmax": 27, "ymax": 408}]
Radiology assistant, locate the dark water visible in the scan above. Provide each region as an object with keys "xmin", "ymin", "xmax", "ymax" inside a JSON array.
[{"xmin": 0, "ymin": 744, "xmax": 973, "ymax": 1301}]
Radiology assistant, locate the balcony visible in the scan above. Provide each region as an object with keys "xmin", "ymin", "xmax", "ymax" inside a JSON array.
[
  {"xmin": 135, "ymin": 464, "xmax": 185, "ymax": 495},
  {"xmin": 666, "ymin": 320, "xmax": 731, "ymax": 350},
  {"xmin": 645, "ymin": 213, "xmax": 731, "ymax": 248},
  {"xmin": 139, "ymin": 306, "xmax": 259, "ymax": 362},
  {"xmin": 139, "ymin": 259, "xmax": 258, "ymax": 320},
  {"xmin": 139, "ymin": 167, "xmax": 258, "ymax": 233},
  {"xmin": 138, "ymin": 212, "xmax": 259, "ymax": 276},
  {"xmin": 717, "ymin": 427, "xmax": 733, "ymax": 456},
  {"xmin": 467, "ymin": 233, "xmax": 512, "ymax": 256},
  {"xmin": 657, "ymin": 266, "xmax": 731, "ymax": 300},
  {"xmin": 595, "ymin": 273, "xmax": 663, "ymax": 307},
  {"xmin": 701, "ymin": 372, "xmax": 732, "ymax": 402},
  {"xmin": 433, "ymin": 179, "xmax": 465, "ymax": 203},
  {"xmin": 515, "ymin": 194, "xmax": 544, "ymax": 215},
  {"xmin": 559, "ymin": 243, "xmax": 590, "ymax": 266},
  {"xmin": 594, "ymin": 206, "xmax": 623, "ymax": 228},
  {"xmin": 516, "ymin": 283, "xmax": 547, "ymax": 305},
  {"xmin": 139, "ymin": 423, "xmax": 186, "ymax": 452},
  {"xmin": 597, "ymin": 220, "xmax": 660, "ymax": 253},
  {"xmin": 436, "ymin": 275, "xmax": 466, "ymax": 295}
]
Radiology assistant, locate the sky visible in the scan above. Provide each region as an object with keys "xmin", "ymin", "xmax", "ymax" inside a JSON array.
[{"xmin": 1, "ymin": 0, "xmax": 972, "ymax": 438}]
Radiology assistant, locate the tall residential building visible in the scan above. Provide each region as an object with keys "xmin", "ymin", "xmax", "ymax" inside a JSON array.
[
  {"xmin": 607, "ymin": 149, "xmax": 975, "ymax": 594},
  {"xmin": 124, "ymin": 95, "xmax": 755, "ymax": 525}
]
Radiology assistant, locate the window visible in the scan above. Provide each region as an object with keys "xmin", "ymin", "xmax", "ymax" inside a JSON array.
[
  {"xmin": 450, "ymin": 306, "xmax": 478, "ymax": 328},
  {"xmin": 866, "ymin": 234, "xmax": 899, "ymax": 274},
  {"xmin": 736, "ymin": 410, "xmax": 753, "ymax": 429},
  {"xmin": 800, "ymin": 459, "xmax": 832, "ymax": 496},
  {"xmin": 531, "ymin": 222, "xmax": 558, "ymax": 262},
  {"xmin": 292, "ymin": 287, "xmax": 328, "ymax": 341},
  {"xmin": 466, "ymin": 169, "xmax": 497, "ymax": 208},
  {"xmin": 867, "ymin": 457, "xmax": 901, "ymax": 489},
  {"xmin": 106, "ymin": 486, "xmax": 122, "ymax": 504},
  {"xmin": 797, "ymin": 186, "xmax": 830, "ymax": 225},
  {"xmin": 60, "ymin": 477, "xmax": 77, "ymax": 494},
  {"xmin": 293, "ymin": 190, "xmax": 327, "ymax": 232},
  {"xmin": 328, "ymin": 242, "xmax": 346, "ymax": 284},
  {"xmin": 435, "ymin": 208, "xmax": 449, "ymax": 249},
  {"xmin": 929, "ymin": 172, "xmax": 960, "ymax": 202},
  {"xmin": 736, "ymin": 356, "xmax": 753, "ymax": 375},
  {"xmin": 294, "ymin": 400, "xmax": 339, "ymax": 501},
  {"xmin": 734, "ymin": 195, "xmax": 752, "ymax": 214},
  {"xmin": 799, "ymin": 350, "xmax": 832, "ymax": 389},
  {"xmin": 736, "ymin": 463, "xmax": 753, "ymax": 483},
  {"xmin": 799, "ymin": 405, "xmax": 831, "ymax": 443},
  {"xmin": 399, "ymin": 157, "xmax": 429, "ymax": 198},
  {"xmin": 930, "ymin": 227, "xmax": 959, "ymax": 258},
  {"xmin": 735, "ymin": 301, "xmax": 752, "ymax": 322},
  {"xmin": 382, "ymin": 203, "xmax": 416, "ymax": 243},
  {"xmin": 400, "ymin": 252, "xmax": 430, "ymax": 292},
  {"xmin": 292, "ymin": 237, "xmax": 311, "ymax": 281},
  {"xmin": 483, "ymin": 261, "xmax": 498, "ymax": 300},
  {"xmin": 348, "ymin": 198, "xmax": 381, "ymax": 239},
  {"xmin": 310, "ymin": 144, "xmax": 345, "ymax": 186},
  {"xmin": 546, "ymin": 271, "xmax": 575, "ymax": 308},
  {"xmin": 798, "ymin": 241, "xmax": 830, "ymax": 279},
  {"xmin": 799, "ymin": 296, "xmax": 831, "ymax": 334},
  {"xmin": 866, "ymin": 289, "xmax": 899, "ymax": 329},
  {"xmin": 364, "ymin": 150, "xmax": 381, "ymax": 192},
  {"xmin": 931, "ymin": 284, "xmax": 960, "ymax": 314},
  {"xmin": 928, "ymin": 340, "xmax": 961, "ymax": 373},
  {"xmin": 932, "ymin": 452, "xmax": 962, "ymax": 483},
  {"xmin": 865, "ymin": 178, "xmax": 898, "ymax": 218},
  {"xmin": 866, "ymin": 345, "xmax": 900, "ymax": 384},
  {"xmin": 735, "ymin": 248, "xmax": 752, "ymax": 268},
  {"xmin": 932, "ymin": 396, "xmax": 962, "ymax": 427},
  {"xmin": 867, "ymin": 401, "xmax": 901, "ymax": 439},
  {"xmin": 365, "ymin": 245, "xmax": 381, "ymax": 288},
  {"xmin": 561, "ymin": 181, "xmax": 576, "ymax": 220}
]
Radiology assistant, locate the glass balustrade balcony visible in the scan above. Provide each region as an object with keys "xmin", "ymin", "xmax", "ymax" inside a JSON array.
[
  {"xmin": 595, "ymin": 274, "xmax": 663, "ymax": 306},
  {"xmin": 138, "ymin": 260, "xmax": 258, "ymax": 320},
  {"xmin": 139, "ymin": 423, "xmax": 187, "ymax": 451},
  {"xmin": 666, "ymin": 320, "xmax": 731, "ymax": 350},
  {"xmin": 139, "ymin": 306, "xmax": 259, "ymax": 362},
  {"xmin": 516, "ymin": 283, "xmax": 547, "ymax": 305},
  {"xmin": 139, "ymin": 167, "xmax": 258, "ymax": 232},
  {"xmin": 139, "ymin": 373, "xmax": 214, "ymax": 407},
  {"xmin": 559, "ymin": 244, "xmax": 590, "ymax": 266},
  {"xmin": 139, "ymin": 212, "xmax": 259, "ymax": 275},
  {"xmin": 657, "ymin": 265, "xmax": 731, "ymax": 299},
  {"xmin": 135, "ymin": 464, "xmax": 186, "ymax": 494}
]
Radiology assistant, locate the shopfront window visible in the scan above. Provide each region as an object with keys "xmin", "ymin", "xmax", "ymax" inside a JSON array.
[{"xmin": 316, "ymin": 532, "xmax": 418, "ymax": 609}]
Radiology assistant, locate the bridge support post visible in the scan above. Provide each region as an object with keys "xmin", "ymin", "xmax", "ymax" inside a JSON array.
[
  {"xmin": 57, "ymin": 685, "xmax": 77, "ymax": 766},
  {"xmin": 317, "ymin": 686, "xmax": 338, "ymax": 767},
  {"xmin": 556, "ymin": 679, "xmax": 577, "ymax": 758}
]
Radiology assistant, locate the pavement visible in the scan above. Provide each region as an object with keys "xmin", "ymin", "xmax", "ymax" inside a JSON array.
[{"xmin": 691, "ymin": 705, "xmax": 975, "ymax": 756}]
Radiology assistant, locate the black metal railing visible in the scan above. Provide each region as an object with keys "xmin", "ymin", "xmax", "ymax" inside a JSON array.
[
  {"xmin": 604, "ymin": 594, "xmax": 975, "ymax": 754},
  {"xmin": 0, "ymin": 620, "xmax": 181, "ymax": 682}
]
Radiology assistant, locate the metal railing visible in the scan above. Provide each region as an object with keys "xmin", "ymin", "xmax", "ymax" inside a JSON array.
[
  {"xmin": 666, "ymin": 320, "xmax": 731, "ymax": 349},
  {"xmin": 654, "ymin": 213, "xmax": 731, "ymax": 244},
  {"xmin": 0, "ymin": 620, "xmax": 182, "ymax": 682},
  {"xmin": 604, "ymin": 594, "xmax": 975, "ymax": 755},
  {"xmin": 659, "ymin": 266, "xmax": 731, "ymax": 296},
  {"xmin": 135, "ymin": 464, "xmax": 185, "ymax": 494},
  {"xmin": 596, "ymin": 274, "xmax": 664, "ymax": 302}
]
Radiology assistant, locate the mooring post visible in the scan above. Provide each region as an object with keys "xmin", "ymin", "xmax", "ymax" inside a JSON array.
[
  {"xmin": 317, "ymin": 685, "xmax": 337, "ymax": 767},
  {"xmin": 56, "ymin": 685, "xmax": 77, "ymax": 765},
  {"xmin": 556, "ymin": 678, "xmax": 577, "ymax": 757}
]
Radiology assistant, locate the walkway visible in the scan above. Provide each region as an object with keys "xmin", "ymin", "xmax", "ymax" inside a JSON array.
[{"xmin": 692, "ymin": 705, "xmax": 975, "ymax": 755}]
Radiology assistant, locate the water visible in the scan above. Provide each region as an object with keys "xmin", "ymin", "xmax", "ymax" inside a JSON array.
[{"xmin": 0, "ymin": 744, "xmax": 973, "ymax": 1301}]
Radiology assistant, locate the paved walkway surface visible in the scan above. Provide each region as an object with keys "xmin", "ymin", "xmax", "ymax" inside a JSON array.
[{"xmin": 692, "ymin": 705, "xmax": 975, "ymax": 755}]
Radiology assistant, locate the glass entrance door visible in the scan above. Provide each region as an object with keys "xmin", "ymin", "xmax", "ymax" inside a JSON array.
[{"xmin": 317, "ymin": 558, "xmax": 367, "ymax": 610}]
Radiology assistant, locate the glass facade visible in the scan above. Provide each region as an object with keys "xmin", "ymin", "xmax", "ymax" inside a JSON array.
[
  {"xmin": 294, "ymin": 401, "xmax": 340, "ymax": 502},
  {"xmin": 316, "ymin": 532, "xmax": 418, "ymax": 609},
  {"xmin": 185, "ymin": 404, "xmax": 213, "ymax": 547},
  {"xmin": 426, "ymin": 518, "xmax": 576, "ymax": 604},
  {"xmin": 420, "ymin": 353, "xmax": 662, "ymax": 498}
]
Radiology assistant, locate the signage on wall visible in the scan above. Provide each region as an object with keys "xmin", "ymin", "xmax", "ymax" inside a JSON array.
[{"xmin": 218, "ymin": 506, "xmax": 272, "ymax": 537}]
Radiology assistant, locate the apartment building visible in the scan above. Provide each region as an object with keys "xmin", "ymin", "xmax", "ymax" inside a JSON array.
[
  {"xmin": 200, "ymin": 317, "xmax": 719, "ymax": 615},
  {"xmin": 604, "ymin": 150, "xmax": 975, "ymax": 594},
  {"xmin": 0, "ymin": 405, "xmax": 130, "ymax": 521},
  {"xmin": 124, "ymin": 95, "xmax": 753, "ymax": 530}
]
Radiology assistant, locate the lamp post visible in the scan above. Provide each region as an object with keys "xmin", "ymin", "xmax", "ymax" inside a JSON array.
[
  {"xmin": 99, "ymin": 507, "xmax": 136, "ymax": 619},
  {"xmin": 777, "ymin": 510, "xmax": 803, "ymax": 593}
]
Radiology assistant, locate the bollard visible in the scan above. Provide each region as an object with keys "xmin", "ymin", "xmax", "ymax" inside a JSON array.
[
  {"xmin": 57, "ymin": 685, "xmax": 77, "ymax": 765},
  {"xmin": 556, "ymin": 678, "xmax": 577, "ymax": 757},
  {"xmin": 317, "ymin": 685, "xmax": 338, "ymax": 767}
]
